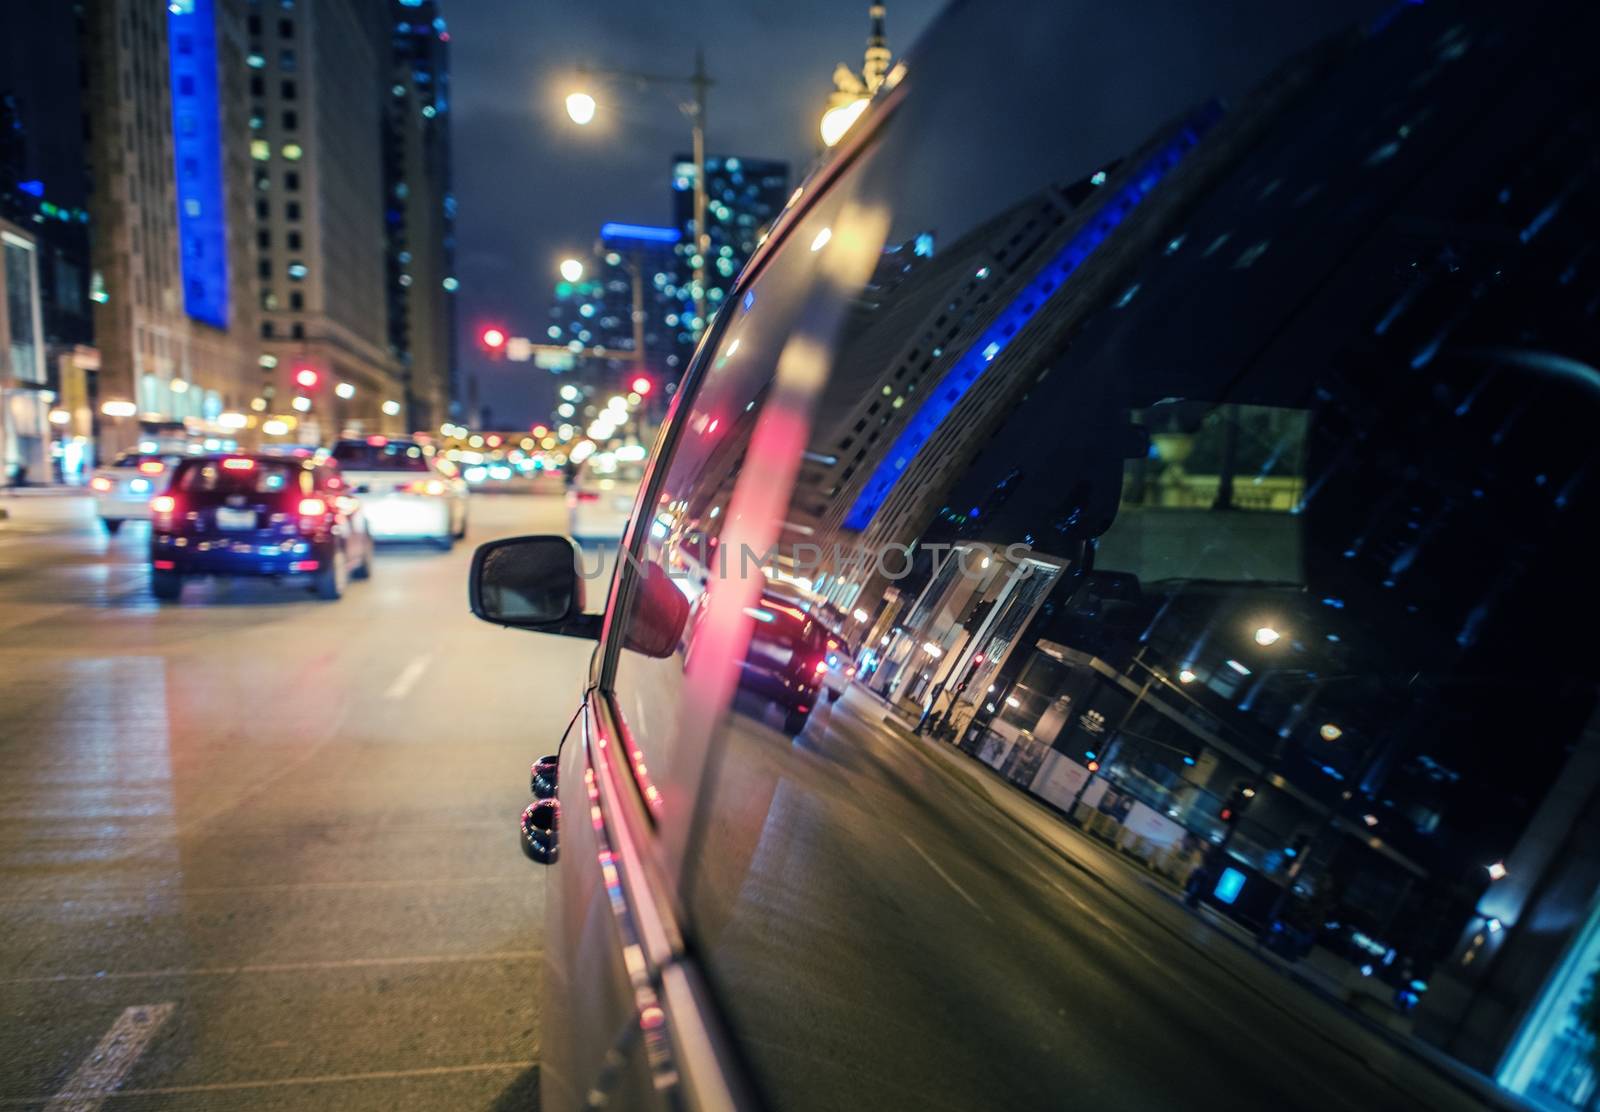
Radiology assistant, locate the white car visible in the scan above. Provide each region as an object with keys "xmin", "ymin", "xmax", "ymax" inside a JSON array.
[
  {"xmin": 566, "ymin": 454, "xmax": 643, "ymax": 544},
  {"xmin": 89, "ymin": 451, "xmax": 182, "ymax": 533},
  {"xmin": 330, "ymin": 437, "xmax": 467, "ymax": 548}
]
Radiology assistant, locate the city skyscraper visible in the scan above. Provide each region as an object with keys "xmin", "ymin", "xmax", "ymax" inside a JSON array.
[
  {"xmin": 383, "ymin": 0, "xmax": 456, "ymax": 432},
  {"xmin": 0, "ymin": 0, "xmax": 95, "ymax": 481},
  {"xmin": 82, "ymin": 0, "xmax": 260, "ymax": 455},
  {"xmin": 670, "ymin": 153, "xmax": 788, "ymax": 338},
  {"xmin": 245, "ymin": 0, "xmax": 403, "ymax": 438}
]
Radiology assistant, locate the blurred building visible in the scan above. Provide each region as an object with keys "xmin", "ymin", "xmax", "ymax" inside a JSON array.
[
  {"xmin": 670, "ymin": 153, "xmax": 788, "ymax": 335},
  {"xmin": 245, "ymin": 0, "xmax": 403, "ymax": 439},
  {"xmin": 0, "ymin": 0, "xmax": 96, "ymax": 481},
  {"xmin": 544, "ymin": 222, "xmax": 687, "ymax": 418},
  {"xmin": 383, "ymin": 0, "xmax": 456, "ymax": 432},
  {"xmin": 80, "ymin": 0, "xmax": 260, "ymax": 457}
]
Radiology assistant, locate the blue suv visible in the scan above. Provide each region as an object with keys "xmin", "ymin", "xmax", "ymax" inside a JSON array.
[{"xmin": 149, "ymin": 454, "xmax": 373, "ymax": 602}]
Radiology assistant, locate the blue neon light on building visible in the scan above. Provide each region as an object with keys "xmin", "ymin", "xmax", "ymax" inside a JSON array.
[
  {"xmin": 841, "ymin": 104, "xmax": 1223, "ymax": 533},
  {"xmin": 600, "ymin": 222, "xmax": 682, "ymax": 246},
  {"xmin": 168, "ymin": 0, "xmax": 230, "ymax": 329}
]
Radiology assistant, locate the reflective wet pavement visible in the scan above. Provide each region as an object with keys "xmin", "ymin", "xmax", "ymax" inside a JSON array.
[{"xmin": 0, "ymin": 491, "xmax": 584, "ymax": 1109}]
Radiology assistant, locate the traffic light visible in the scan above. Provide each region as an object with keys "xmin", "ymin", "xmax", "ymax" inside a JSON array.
[
  {"xmin": 294, "ymin": 366, "xmax": 318, "ymax": 390},
  {"xmin": 1220, "ymin": 783, "xmax": 1256, "ymax": 825},
  {"xmin": 480, "ymin": 326, "xmax": 507, "ymax": 353},
  {"xmin": 631, "ymin": 374, "xmax": 652, "ymax": 396}
]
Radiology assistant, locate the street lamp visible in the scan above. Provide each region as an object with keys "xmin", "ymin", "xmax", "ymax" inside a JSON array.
[
  {"xmin": 559, "ymin": 258, "xmax": 585, "ymax": 283},
  {"xmin": 564, "ymin": 92, "xmax": 597, "ymax": 126},
  {"xmin": 561, "ymin": 51, "xmax": 712, "ymax": 332},
  {"xmin": 820, "ymin": 97, "xmax": 869, "ymax": 147},
  {"xmin": 1254, "ymin": 625, "xmax": 1283, "ymax": 646}
]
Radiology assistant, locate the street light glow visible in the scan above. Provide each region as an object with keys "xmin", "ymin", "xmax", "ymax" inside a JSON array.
[
  {"xmin": 1487, "ymin": 861, "xmax": 1508, "ymax": 881},
  {"xmin": 820, "ymin": 97, "xmax": 869, "ymax": 147},
  {"xmin": 565, "ymin": 91, "xmax": 596, "ymax": 125},
  {"xmin": 335, "ymin": 382, "xmax": 356, "ymax": 399},
  {"xmin": 382, "ymin": 400, "xmax": 401, "ymax": 416},
  {"xmin": 1178, "ymin": 668, "xmax": 1197, "ymax": 684},
  {"xmin": 1254, "ymin": 625, "xmax": 1282, "ymax": 646},
  {"xmin": 559, "ymin": 258, "xmax": 584, "ymax": 283},
  {"xmin": 1320, "ymin": 723, "xmax": 1343, "ymax": 742}
]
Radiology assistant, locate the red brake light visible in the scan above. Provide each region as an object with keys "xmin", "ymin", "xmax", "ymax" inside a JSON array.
[
  {"xmin": 150, "ymin": 495, "xmax": 176, "ymax": 514},
  {"xmin": 90, "ymin": 476, "xmax": 112, "ymax": 492},
  {"xmin": 366, "ymin": 435, "xmax": 387, "ymax": 447},
  {"xmin": 138, "ymin": 461, "xmax": 165, "ymax": 475},
  {"xmin": 222, "ymin": 457, "xmax": 254, "ymax": 470},
  {"xmin": 297, "ymin": 497, "xmax": 328, "ymax": 516},
  {"xmin": 575, "ymin": 491, "xmax": 600, "ymax": 502}
]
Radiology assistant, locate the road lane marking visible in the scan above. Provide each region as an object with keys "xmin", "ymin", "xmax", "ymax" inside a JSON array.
[
  {"xmin": 2, "ymin": 949, "xmax": 543, "ymax": 986},
  {"xmin": 901, "ymin": 834, "xmax": 994, "ymax": 923},
  {"xmin": 384, "ymin": 653, "xmax": 432, "ymax": 700},
  {"xmin": 44, "ymin": 1003, "xmax": 174, "ymax": 1112},
  {"xmin": 6, "ymin": 1061, "xmax": 538, "ymax": 1104}
]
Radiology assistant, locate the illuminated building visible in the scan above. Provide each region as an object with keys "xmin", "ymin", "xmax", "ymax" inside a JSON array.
[
  {"xmin": 245, "ymin": 0, "xmax": 404, "ymax": 438},
  {"xmin": 383, "ymin": 0, "xmax": 456, "ymax": 430},
  {"xmin": 0, "ymin": 1, "xmax": 95, "ymax": 480},
  {"xmin": 670, "ymin": 153, "xmax": 788, "ymax": 334},
  {"xmin": 82, "ymin": 0, "xmax": 260, "ymax": 454}
]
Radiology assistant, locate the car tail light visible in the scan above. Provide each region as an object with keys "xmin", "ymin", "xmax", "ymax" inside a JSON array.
[
  {"xmin": 90, "ymin": 476, "xmax": 112, "ymax": 492},
  {"xmin": 150, "ymin": 495, "xmax": 176, "ymax": 514},
  {"xmin": 222, "ymin": 457, "xmax": 255, "ymax": 470},
  {"xmin": 153, "ymin": 560, "xmax": 176, "ymax": 570},
  {"xmin": 297, "ymin": 497, "xmax": 328, "ymax": 517},
  {"xmin": 138, "ymin": 460, "xmax": 165, "ymax": 475},
  {"xmin": 575, "ymin": 491, "xmax": 600, "ymax": 503}
]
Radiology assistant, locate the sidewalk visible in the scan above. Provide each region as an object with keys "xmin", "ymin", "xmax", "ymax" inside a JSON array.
[{"xmin": 846, "ymin": 681, "xmax": 1531, "ymax": 1112}]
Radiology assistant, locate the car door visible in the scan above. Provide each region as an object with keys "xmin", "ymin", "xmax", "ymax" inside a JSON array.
[{"xmin": 557, "ymin": 0, "xmax": 1600, "ymax": 1108}]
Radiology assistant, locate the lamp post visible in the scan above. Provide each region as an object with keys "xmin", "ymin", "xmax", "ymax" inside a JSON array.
[{"xmin": 564, "ymin": 51, "xmax": 713, "ymax": 335}]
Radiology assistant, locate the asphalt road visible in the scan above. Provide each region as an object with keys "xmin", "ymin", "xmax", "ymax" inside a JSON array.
[{"xmin": 0, "ymin": 490, "xmax": 587, "ymax": 1110}]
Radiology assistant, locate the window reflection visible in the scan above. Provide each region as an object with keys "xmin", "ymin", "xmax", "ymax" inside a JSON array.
[{"xmin": 599, "ymin": 0, "xmax": 1600, "ymax": 1105}]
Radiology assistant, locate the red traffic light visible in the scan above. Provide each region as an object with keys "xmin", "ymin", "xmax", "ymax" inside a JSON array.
[
  {"xmin": 631, "ymin": 375, "xmax": 652, "ymax": 395},
  {"xmin": 294, "ymin": 366, "xmax": 318, "ymax": 389},
  {"xmin": 481, "ymin": 327, "xmax": 507, "ymax": 351}
]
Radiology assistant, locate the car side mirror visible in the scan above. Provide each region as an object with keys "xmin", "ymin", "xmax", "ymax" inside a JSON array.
[
  {"xmin": 621, "ymin": 561, "xmax": 691, "ymax": 659},
  {"xmin": 469, "ymin": 535, "xmax": 599, "ymax": 640}
]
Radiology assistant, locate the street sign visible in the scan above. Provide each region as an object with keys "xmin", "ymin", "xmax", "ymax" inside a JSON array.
[
  {"xmin": 506, "ymin": 337, "xmax": 532, "ymax": 362},
  {"xmin": 535, "ymin": 351, "xmax": 575, "ymax": 372}
]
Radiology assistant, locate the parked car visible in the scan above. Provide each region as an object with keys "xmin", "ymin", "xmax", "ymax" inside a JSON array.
[
  {"xmin": 565, "ymin": 452, "xmax": 644, "ymax": 544},
  {"xmin": 469, "ymin": 0, "xmax": 1600, "ymax": 1107},
  {"xmin": 150, "ymin": 454, "xmax": 372, "ymax": 601},
  {"xmin": 330, "ymin": 437, "xmax": 467, "ymax": 547},
  {"xmin": 88, "ymin": 451, "xmax": 182, "ymax": 533}
]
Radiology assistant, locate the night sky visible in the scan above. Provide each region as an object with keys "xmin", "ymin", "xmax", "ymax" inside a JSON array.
[{"xmin": 446, "ymin": 0, "xmax": 947, "ymax": 428}]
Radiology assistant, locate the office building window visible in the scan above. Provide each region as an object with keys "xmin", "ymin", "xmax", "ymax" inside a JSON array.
[
  {"xmin": 286, "ymin": 230, "xmax": 301, "ymax": 249},
  {"xmin": 279, "ymin": 49, "xmax": 295, "ymax": 71},
  {"xmin": 286, "ymin": 201, "xmax": 301, "ymax": 221},
  {"xmin": 282, "ymin": 110, "xmax": 297, "ymax": 130},
  {"xmin": 284, "ymin": 172, "xmax": 299, "ymax": 192},
  {"xmin": 261, "ymin": 321, "xmax": 273, "ymax": 338},
  {"xmin": 281, "ymin": 80, "xmax": 296, "ymax": 100},
  {"xmin": 291, "ymin": 322, "xmax": 304, "ymax": 340},
  {"xmin": 289, "ymin": 291, "xmax": 303, "ymax": 310}
]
